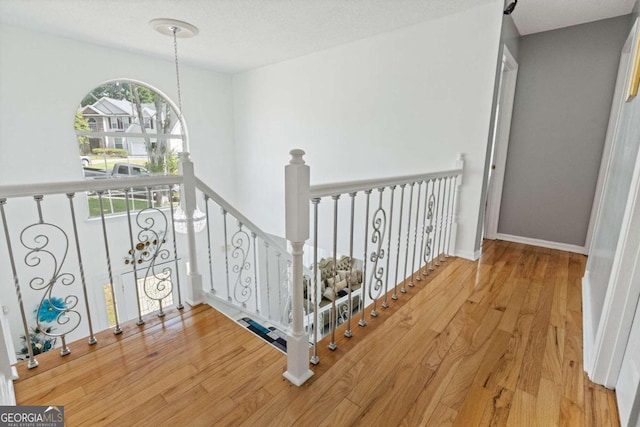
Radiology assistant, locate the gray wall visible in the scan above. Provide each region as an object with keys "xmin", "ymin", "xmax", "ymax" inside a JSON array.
[{"xmin": 498, "ymin": 15, "xmax": 632, "ymax": 247}]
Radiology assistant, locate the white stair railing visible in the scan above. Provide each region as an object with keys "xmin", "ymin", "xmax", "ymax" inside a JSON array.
[
  {"xmin": 195, "ymin": 178, "xmax": 293, "ymax": 329},
  {"xmin": 0, "ymin": 150, "xmax": 299, "ymax": 397},
  {"xmin": 0, "ymin": 148, "xmax": 464, "ymax": 392},
  {"xmin": 0, "ymin": 149, "xmax": 296, "ymax": 386},
  {"xmin": 0, "ymin": 170, "xmax": 190, "ymax": 373},
  {"xmin": 285, "ymin": 150, "xmax": 464, "ymax": 385}
]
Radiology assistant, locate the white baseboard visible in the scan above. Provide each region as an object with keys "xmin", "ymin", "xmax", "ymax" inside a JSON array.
[
  {"xmin": 455, "ymin": 248, "xmax": 482, "ymax": 261},
  {"xmin": 495, "ymin": 233, "xmax": 587, "ymax": 254}
]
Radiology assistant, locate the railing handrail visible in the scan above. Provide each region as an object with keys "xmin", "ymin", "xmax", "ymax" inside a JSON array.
[
  {"xmin": 0, "ymin": 175, "xmax": 183, "ymax": 199},
  {"xmin": 195, "ymin": 178, "xmax": 290, "ymax": 257},
  {"xmin": 75, "ymin": 130, "xmax": 183, "ymax": 139},
  {"xmin": 0, "ymin": 172, "xmax": 292, "ymax": 259},
  {"xmin": 309, "ymin": 168, "xmax": 463, "ymax": 199}
]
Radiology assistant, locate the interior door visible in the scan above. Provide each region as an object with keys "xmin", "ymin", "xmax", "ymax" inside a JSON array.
[
  {"xmin": 614, "ymin": 140, "xmax": 640, "ymax": 426},
  {"xmin": 119, "ymin": 266, "xmax": 178, "ymax": 322},
  {"xmin": 617, "ymin": 291, "xmax": 640, "ymax": 426}
]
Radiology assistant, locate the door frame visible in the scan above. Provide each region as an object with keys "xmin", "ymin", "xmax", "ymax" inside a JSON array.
[
  {"xmin": 484, "ymin": 45, "xmax": 518, "ymax": 240},
  {"xmin": 615, "ymin": 227, "xmax": 640, "ymax": 425},
  {"xmin": 591, "ymin": 142, "xmax": 640, "ymax": 388}
]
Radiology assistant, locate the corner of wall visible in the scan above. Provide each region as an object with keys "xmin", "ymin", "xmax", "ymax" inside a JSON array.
[
  {"xmin": 456, "ymin": 248, "xmax": 482, "ymax": 261},
  {"xmin": 473, "ymin": 5, "xmax": 520, "ymax": 254},
  {"xmin": 501, "ymin": 15, "xmax": 521, "ymax": 60}
]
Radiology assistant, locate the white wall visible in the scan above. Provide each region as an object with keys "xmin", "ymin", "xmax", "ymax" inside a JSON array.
[
  {"xmin": 0, "ymin": 24, "xmax": 236, "ymax": 352},
  {"xmin": 0, "ymin": 24, "xmax": 236, "ymax": 199},
  {"xmin": 231, "ymin": 1, "xmax": 504, "ymax": 259}
]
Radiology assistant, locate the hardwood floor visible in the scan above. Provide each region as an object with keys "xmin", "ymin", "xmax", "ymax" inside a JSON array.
[{"xmin": 13, "ymin": 240, "xmax": 620, "ymax": 426}]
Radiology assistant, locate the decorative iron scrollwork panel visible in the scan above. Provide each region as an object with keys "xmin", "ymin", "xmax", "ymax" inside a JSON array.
[
  {"xmin": 423, "ymin": 193, "xmax": 435, "ymax": 264},
  {"xmin": 231, "ymin": 222, "xmax": 253, "ymax": 307},
  {"xmin": 125, "ymin": 207, "xmax": 174, "ymax": 304},
  {"xmin": 20, "ymin": 221, "xmax": 81, "ymax": 339},
  {"xmin": 368, "ymin": 205, "xmax": 387, "ymax": 301}
]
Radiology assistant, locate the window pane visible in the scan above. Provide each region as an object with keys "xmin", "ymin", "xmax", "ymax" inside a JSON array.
[
  {"xmin": 75, "ymin": 80, "xmax": 184, "ymax": 218},
  {"xmin": 137, "ymin": 272, "xmax": 174, "ymax": 317}
]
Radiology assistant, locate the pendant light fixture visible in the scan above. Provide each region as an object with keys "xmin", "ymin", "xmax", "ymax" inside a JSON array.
[{"xmin": 150, "ymin": 18, "xmax": 206, "ymax": 233}]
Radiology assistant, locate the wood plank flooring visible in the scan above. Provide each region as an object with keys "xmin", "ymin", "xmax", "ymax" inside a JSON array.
[{"xmin": 13, "ymin": 240, "xmax": 620, "ymax": 426}]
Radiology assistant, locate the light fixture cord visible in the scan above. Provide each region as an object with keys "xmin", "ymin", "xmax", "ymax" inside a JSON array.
[
  {"xmin": 171, "ymin": 26, "xmax": 187, "ymax": 151},
  {"xmin": 172, "ymin": 28, "xmax": 183, "ymax": 116}
]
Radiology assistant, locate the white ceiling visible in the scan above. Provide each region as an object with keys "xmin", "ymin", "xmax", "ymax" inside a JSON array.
[{"xmin": 0, "ymin": 0, "xmax": 636, "ymax": 73}]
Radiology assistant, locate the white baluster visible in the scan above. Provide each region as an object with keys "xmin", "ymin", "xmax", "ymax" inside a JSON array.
[{"xmin": 283, "ymin": 149, "xmax": 314, "ymax": 386}]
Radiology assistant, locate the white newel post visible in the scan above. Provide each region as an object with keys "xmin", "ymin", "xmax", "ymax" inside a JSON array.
[
  {"xmin": 283, "ymin": 149, "xmax": 314, "ymax": 386},
  {"xmin": 449, "ymin": 153, "xmax": 464, "ymax": 256},
  {"xmin": 180, "ymin": 152, "xmax": 204, "ymax": 305}
]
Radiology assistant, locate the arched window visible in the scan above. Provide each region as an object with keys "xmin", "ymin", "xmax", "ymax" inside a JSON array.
[
  {"xmin": 74, "ymin": 80, "xmax": 184, "ymax": 216},
  {"xmin": 75, "ymin": 79, "xmax": 184, "ymax": 176}
]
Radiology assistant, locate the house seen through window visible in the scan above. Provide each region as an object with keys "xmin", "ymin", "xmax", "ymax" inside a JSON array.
[{"xmin": 74, "ymin": 80, "xmax": 183, "ymax": 217}]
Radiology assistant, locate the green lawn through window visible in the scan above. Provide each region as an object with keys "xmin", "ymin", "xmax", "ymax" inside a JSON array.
[{"xmin": 88, "ymin": 196, "xmax": 152, "ymax": 216}]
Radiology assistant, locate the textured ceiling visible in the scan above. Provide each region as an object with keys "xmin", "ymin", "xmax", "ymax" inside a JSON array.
[
  {"xmin": 0, "ymin": 0, "xmax": 494, "ymax": 73},
  {"xmin": 0, "ymin": 0, "xmax": 636, "ymax": 73},
  {"xmin": 511, "ymin": 0, "xmax": 636, "ymax": 35}
]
